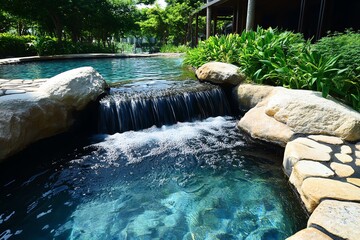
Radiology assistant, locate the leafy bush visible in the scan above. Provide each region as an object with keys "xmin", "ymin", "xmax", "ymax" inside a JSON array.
[
  {"xmin": 313, "ymin": 31, "xmax": 360, "ymax": 109},
  {"xmin": 160, "ymin": 44, "xmax": 189, "ymax": 53},
  {"xmin": 0, "ymin": 33, "xmax": 36, "ymax": 58},
  {"xmin": 0, "ymin": 34, "xmax": 117, "ymax": 57},
  {"xmin": 185, "ymin": 27, "xmax": 359, "ymax": 111}
]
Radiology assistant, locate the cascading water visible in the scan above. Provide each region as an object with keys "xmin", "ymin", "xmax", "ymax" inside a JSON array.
[
  {"xmin": 98, "ymin": 80, "xmax": 232, "ymax": 134},
  {"xmin": 0, "ymin": 58, "xmax": 307, "ymax": 240}
]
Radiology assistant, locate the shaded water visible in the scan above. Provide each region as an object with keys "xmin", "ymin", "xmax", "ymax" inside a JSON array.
[
  {"xmin": 0, "ymin": 117, "xmax": 306, "ymax": 240},
  {"xmin": 0, "ymin": 57, "xmax": 306, "ymax": 239}
]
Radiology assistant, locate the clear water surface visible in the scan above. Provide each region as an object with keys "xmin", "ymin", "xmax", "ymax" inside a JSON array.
[
  {"xmin": 0, "ymin": 57, "xmax": 306, "ymax": 239},
  {"xmin": 0, "ymin": 57, "xmax": 187, "ymax": 83}
]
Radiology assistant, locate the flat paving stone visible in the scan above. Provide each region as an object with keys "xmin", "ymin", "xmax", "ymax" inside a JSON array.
[
  {"xmin": 295, "ymin": 137, "xmax": 333, "ymax": 153},
  {"xmin": 355, "ymin": 142, "xmax": 360, "ymax": 150},
  {"xmin": 347, "ymin": 178, "xmax": 360, "ymax": 187},
  {"xmin": 308, "ymin": 200, "xmax": 360, "ymax": 240},
  {"xmin": 334, "ymin": 153, "xmax": 353, "ymax": 163},
  {"xmin": 356, "ymin": 159, "xmax": 360, "ymax": 166},
  {"xmin": 340, "ymin": 145, "xmax": 352, "ymax": 155},
  {"xmin": 301, "ymin": 177, "xmax": 360, "ymax": 212},
  {"xmin": 308, "ymin": 135, "xmax": 344, "ymax": 145},
  {"xmin": 330, "ymin": 162, "xmax": 355, "ymax": 177},
  {"xmin": 286, "ymin": 227, "xmax": 332, "ymax": 240},
  {"xmin": 289, "ymin": 160, "xmax": 334, "ymax": 190},
  {"xmin": 355, "ymin": 151, "xmax": 360, "ymax": 158}
]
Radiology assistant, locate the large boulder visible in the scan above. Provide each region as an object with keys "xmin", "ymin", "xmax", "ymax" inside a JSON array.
[
  {"xmin": 195, "ymin": 62, "xmax": 245, "ymax": 86},
  {"xmin": 0, "ymin": 67, "xmax": 107, "ymax": 161},
  {"xmin": 40, "ymin": 67, "xmax": 107, "ymax": 110},
  {"xmin": 237, "ymin": 84, "xmax": 360, "ymax": 145}
]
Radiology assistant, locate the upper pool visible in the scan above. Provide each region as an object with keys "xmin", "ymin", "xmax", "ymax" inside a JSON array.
[{"xmin": 0, "ymin": 57, "xmax": 188, "ymax": 83}]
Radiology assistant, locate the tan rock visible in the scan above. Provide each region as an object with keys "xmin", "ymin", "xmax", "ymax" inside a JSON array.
[
  {"xmin": 356, "ymin": 159, "xmax": 360, "ymax": 166},
  {"xmin": 238, "ymin": 105, "xmax": 294, "ymax": 147},
  {"xmin": 355, "ymin": 151, "xmax": 360, "ymax": 158},
  {"xmin": 235, "ymin": 84, "xmax": 275, "ymax": 110},
  {"xmin": 264, "ymin": 88, "xmax": 360, "ymax": 141},
  {"xmin": 0, "ymin": 67, "xmax": 107, "ymax": 161},
  {"xmin": 283, "ymin": 141, "xmax": 331, "ymax": 176},
  {"xmin": 356, "ymin": 142, "xmax": 360, "ymax": 150},
  {"xmin": 294, "ymin": 137, "xmax": 333, "ymax": 153},
  {"xmin": 308, "ymin": 200, "xmax": 360, "ymax": 240},
  {"xmin": 301, "ymin": 178, "xmax": 360, "ymax": 212},
  {"xmin": 40, "ymin": 67, "xmax": 107, "ymax": 110},
  {"xmin": 308, "ymin": 135, "xmax": 344, "ymax": 145},
  {"xmin": 334, "ymin": 153, "xmax": 353, "ymax": 163},
  {"xmin": 286, "ymin": 228, "xmax": 332, "ymax": 240},
  {"xmin": 195, "ymin": 62, "xmax": 245, "ymax": 86},
  {"xmin": 347, "ymin": 178, "xmax": 360, "ymax": 187},
  {"xmin": 289, "ymin": 160, "xmax": 334, "ymax": 190},
  {"xmin": 340, "ymin": 145, "xmax": 352, "ymax": 154},
  {"xmin": 330, "ymin": 162, "xmax": 355, "ymax": 177}
]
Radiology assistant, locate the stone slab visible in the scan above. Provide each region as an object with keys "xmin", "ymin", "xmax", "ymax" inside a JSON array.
[
  {"xmin": 283, "ymin": 141, "xmax": 331, "ymax": 176},
  {"xmin": 347, "ymin": 178, "xmax": 360, "ymax": 187},
  {"xmin": 308, "ymin": 200, "xmax": 360, "ymax": 240},
  {"xmin": 330, "ymin": 162, "xmax": 355, "ymax": 177},
  {"xmin": 294, "ymin": 137, "xmax": 333, "ymax": 153},
  {"xmin": 334, "ymin": 153, "xmax": 353, "ymax": 163},
  {"xmin": 308, "ymin": 135, "xmax": 344, "ymax": 145},
  {"xmin": 340, "ymin": 145, "xmax": 352, "ymax": 155},
  {"xmin": 286, "ymin": 228, "xmax": 332, "ymax": 240},
  {"xmin": 301, "ymin": 177, "xmax": 360, "ymax": 212},
  {"xmin": 289, "ymin": 160, "xmax": 334, "ymax": 190}
]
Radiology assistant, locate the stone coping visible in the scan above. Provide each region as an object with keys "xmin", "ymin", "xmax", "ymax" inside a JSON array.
[
  {"xmin": 0, "ymin": 52, "xmax": 184, "ymax": 65},
  {"xmin": 285, "ymin": 136, "xmax": 360, "ymax": 239}
]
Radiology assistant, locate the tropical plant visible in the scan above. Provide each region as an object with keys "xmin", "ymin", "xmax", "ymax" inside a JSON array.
[{"xmin": 185, "ymin": 27, "xmax": 359, "ymax": 111}]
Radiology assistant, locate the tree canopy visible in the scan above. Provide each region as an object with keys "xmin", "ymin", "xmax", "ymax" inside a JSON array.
[{"xmin": 0, "ymin": 0, "xmax": 203, "ymax": 46}]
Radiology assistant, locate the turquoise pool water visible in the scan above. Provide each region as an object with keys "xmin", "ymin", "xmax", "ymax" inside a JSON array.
[
  {"xmin": 0, "ymin": 57, "xmax": 187, "ymax": 83},
  {"xmin": 0, "ymin": 57, "xmax": 306, "ymax": 239},
  {"xmin": 0, "ymin": 117, "xmax": 306, "ymax": 240}
]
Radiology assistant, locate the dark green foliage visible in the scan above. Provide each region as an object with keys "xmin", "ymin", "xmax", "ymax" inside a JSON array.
[
  {"xmin": 0, "ymin": 34, "xmax": 116, "ymax": 57},
  {"xmin": 0, "ymin": 33, "xmax": 36, "ymax": 58},
  {"xmin": 185, "ymin": 27, "xmax": 360, "ymax": 111},
  {"xmin": 313, "ymin": 31, "xmax": 360, "ymax": 110}
]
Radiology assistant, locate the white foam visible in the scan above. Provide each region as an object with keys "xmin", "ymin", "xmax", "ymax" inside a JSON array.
[{"xmin": 91, "ymin": 117, "xmax": 243, "ymax": 164}]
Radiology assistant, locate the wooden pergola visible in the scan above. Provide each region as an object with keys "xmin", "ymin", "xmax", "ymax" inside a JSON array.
[{"xmin": 193, "ymin": 0, "xmax": 360, "ymax": 44}]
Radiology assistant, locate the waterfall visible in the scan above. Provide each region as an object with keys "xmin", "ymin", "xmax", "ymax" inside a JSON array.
[{"xmin": 98, "ymin": 82, "xmax": 231, "ymax": 134}]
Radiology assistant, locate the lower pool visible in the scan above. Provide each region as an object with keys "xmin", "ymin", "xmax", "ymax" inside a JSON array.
[{"xmin": 0, "ymin": 117, "xmax": 306, "ymax": 240}]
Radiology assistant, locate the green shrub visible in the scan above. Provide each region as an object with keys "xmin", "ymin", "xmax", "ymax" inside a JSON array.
[
  {"xmin": 0, "ymin": 33, "xmax": 36, "ymax": 58},
  {"xmin": 185, "ymin": 27, "xmax": 359, "ymax": 111}
]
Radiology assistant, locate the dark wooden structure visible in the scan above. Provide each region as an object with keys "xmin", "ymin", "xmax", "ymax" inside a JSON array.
[{"xmin": 193, "ymin": 0, "xmax": 360, "ymax": 44}]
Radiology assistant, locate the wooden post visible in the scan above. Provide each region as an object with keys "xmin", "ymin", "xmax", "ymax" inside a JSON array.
[
  {"xmin": 236, "ymin": 0, "xmax": 241, "ymax": 33},
  {"xmin": 298, "ymin": 0, "xmax": 306, "ymax": 32},
  {"xmin": 195, "ymin": 13, "xmax": 199, "ymax": 46},
  {"xmin": 246, "ymin": 0, "xmax": 256, "ymax": 31},
  {"xmin": 316, "ymin": 0, "xmax": 326, "ymax": 40},
  {"xmin": 206, "ymin": 6, "xmax": 212, "ymax": 39}
]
